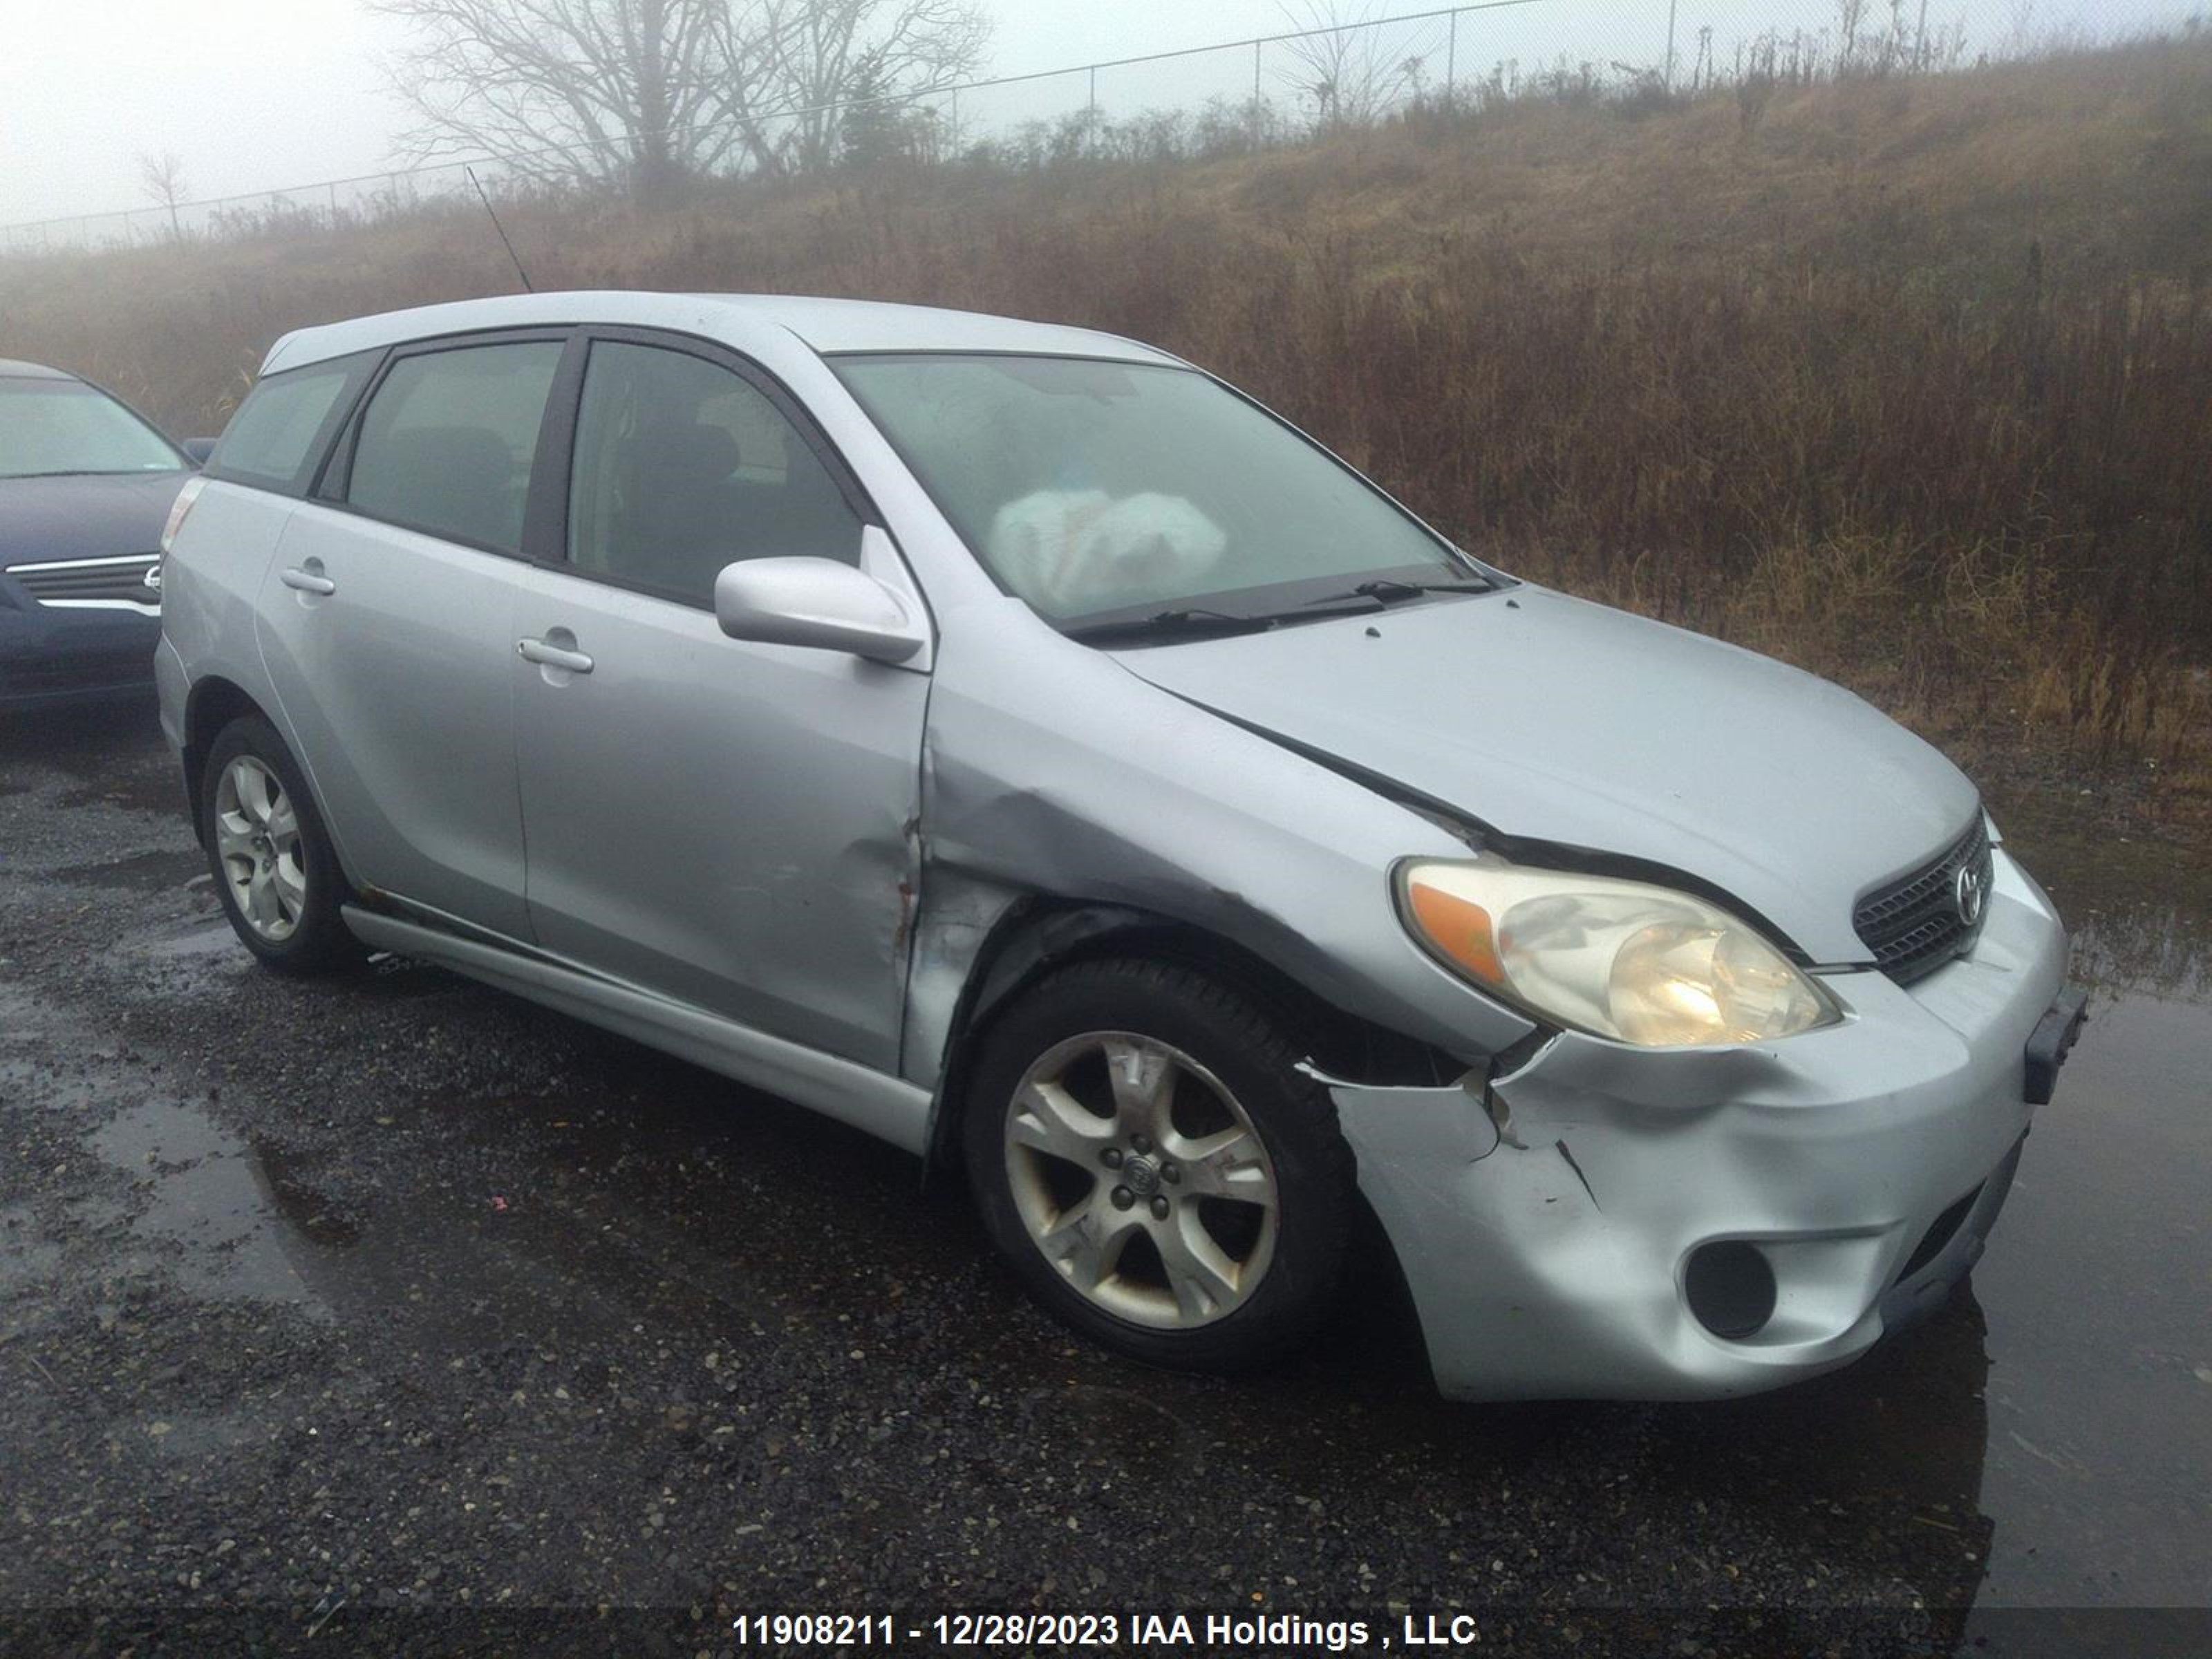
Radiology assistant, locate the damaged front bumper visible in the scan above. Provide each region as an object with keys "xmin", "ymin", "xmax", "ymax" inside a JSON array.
[{"xmin": 1329, "ymin": 847, "xmax": 2071, "ymax": 1403}]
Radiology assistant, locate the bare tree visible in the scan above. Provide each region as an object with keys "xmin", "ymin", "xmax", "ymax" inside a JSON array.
[
  {"xmin": 373, "ymin": 0, "xmax": 987, "ymax": 197},
  {"xmin": 1275, "ymin": 0, "xmax": 1425, "ymax": 133},
  {"xmin": 753, "ymin": 0, "xmax": 986, "ymax": 174},
  {"xmin": 837, "ymin": 46, "xmax": 951, "ymax": 169},
  {"xmin": 1836, "ymin": 0, "xmax": 1868, "ymax": 68},
  {"xmin": 138, "ymin": 150, "xmax": 190, "ymax": 240},
  {"xmin": 371, "ymin": 0, "xmax": 747, "ymax": 198}
]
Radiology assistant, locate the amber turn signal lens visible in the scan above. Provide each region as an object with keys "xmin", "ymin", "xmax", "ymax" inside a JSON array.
[{"xmin": 1405, "ymin": 880, "xmax": 1506, "ymax": 987}]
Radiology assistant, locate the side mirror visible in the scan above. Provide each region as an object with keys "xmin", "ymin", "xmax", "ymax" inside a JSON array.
[
  {"xmin": 713, "ymin": 556, "xmax": 927, "ymax": 664},
  {"xmin": 182, "ymin": 438, "xmax": 218, "ymax": 467}
]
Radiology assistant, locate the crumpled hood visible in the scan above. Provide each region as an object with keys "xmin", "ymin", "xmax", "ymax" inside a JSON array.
[
  {"xmin": 0, "ymin": 471, "xmax": 188, "ymax": 569},
  {"xmin": 1112, "ymin": 587, "xmax": 1979, "ymax": 963}
]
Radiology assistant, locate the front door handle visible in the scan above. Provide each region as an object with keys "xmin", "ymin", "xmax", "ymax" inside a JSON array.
[
  {"xmin": 518, "ymin": 637, "xmax": 594, "ymax": 674},
  {"xmin": 280, "ymin": 566, "xmax": 337, "ymax": 596}
]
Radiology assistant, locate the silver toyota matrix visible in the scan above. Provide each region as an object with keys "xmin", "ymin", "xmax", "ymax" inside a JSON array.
[{"xmin": 158, "ymin": 292, "xmax": 2088, "ymax": 1401}]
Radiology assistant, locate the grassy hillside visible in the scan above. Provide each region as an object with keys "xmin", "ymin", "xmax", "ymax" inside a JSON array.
[{"xmin": 6, "ymin": 39, "xmax": 2210, "ymax": 831}]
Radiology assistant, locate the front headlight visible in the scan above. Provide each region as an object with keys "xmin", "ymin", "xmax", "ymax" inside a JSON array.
[{"xmin": 1397, "ymin": 856, "xmax": 1844, "ymax": 1047}]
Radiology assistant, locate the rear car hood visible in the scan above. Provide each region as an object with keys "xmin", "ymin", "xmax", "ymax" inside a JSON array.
[{"xmin": 1111, "ymin": 587, "xmax": 1979, "ymax": 964}]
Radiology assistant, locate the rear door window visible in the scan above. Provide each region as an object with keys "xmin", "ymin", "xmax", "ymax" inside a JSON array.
[
  {"xmin": 346, "ymin": 341, "xmax": 563, "ymax": 554},
  {"xmin": 208, "ymin": 353, "xmax": 374, "ymax": 493},
  {"xmin": 565, "ymin": 340, "xmax": 863, "ymax": 606}
]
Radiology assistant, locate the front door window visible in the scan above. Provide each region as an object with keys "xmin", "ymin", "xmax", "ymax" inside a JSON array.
[{"xmin": 566, "ymin": 341, "xmax": 863, "ymax": 605}]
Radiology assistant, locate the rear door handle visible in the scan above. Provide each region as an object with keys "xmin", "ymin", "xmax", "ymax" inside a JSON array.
[
  {"xmin": 281, "ymin": 567, "xmax": 337, "ymax": 596},
  {"xmin": 518, "ymin": 637, "xmax": 594, "ymax": 674}
]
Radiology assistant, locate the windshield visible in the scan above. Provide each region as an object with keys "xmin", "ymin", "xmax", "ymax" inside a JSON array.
[
  {"xmin": 0, "ymin": 375, "xmax": 185, "ymax": 480},
  {"xmin": 833, "ymin": 353, "xmax": 1479, "ymax": 626}
]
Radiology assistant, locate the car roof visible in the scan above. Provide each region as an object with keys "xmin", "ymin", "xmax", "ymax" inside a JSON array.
[
  {"xmin": 0, "ymin": 359, "xmax": 77, "ymax": 380},
  {"xmin": 258, "ymin": 292, "xmax": 1183, "ymax": 377}
]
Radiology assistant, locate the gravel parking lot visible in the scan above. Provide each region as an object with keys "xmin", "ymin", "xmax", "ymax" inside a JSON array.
[{"xmin": 2, "ymin": 702, "xmax": 2207, "ymax": 1658}]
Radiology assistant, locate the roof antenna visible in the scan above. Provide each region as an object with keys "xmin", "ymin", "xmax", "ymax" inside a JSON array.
[{"xmin": 465, "ymin": 165, "xmax": 534, "ymax": 293}]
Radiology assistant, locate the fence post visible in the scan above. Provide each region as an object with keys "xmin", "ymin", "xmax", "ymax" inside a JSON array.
[
  {"xmin": 1252, "ymin": 39, "xmax": 1264, "ymax": 143},
  {"xmin": 1666, "ymin": 0, "xmax": 1679, "ymax": 93},
  {"xmin": 1089, "ymin": 63, "xmax": 1098, "ymax": 151},
  {"xmin": 1447, "ymin": 9, "xmax": 1457, "ymax": 105}
]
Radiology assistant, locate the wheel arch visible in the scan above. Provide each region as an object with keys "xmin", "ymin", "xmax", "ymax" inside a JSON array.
[
  {"xmin": 180, "ymin": 676, "xmax": 270, "ymax": 847},
  {"xmin": 920, "ymin": 896, "xmax": 1462, "ymax": 1177},
  {"xmin": 181, "ymin": 679, "xmax": 353, "ymax": 895}
]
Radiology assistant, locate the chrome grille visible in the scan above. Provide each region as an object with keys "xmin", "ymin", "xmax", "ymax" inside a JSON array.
[
  {"xmin": 6, "ymin": 554, "xmax": 161, "ymax": 610},
  {"xmin": 1854, "ymin": 819, "xmax": 1995, "ymax": 985}
]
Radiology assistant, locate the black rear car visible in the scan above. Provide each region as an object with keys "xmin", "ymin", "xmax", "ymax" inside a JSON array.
[{"xmin": 1, "ymin": 359, "xmax": 194, "ymax": 712}]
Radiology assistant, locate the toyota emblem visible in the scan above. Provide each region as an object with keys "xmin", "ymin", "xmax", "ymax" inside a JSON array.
[{"xmin": 1954, "ymin": 861, "xmax": 1988, "ymax": 928}]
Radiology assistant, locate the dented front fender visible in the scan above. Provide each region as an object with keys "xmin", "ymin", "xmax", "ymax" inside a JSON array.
[{"xmin": 899, "ymin": 598, "xmax": 1537, "ymax": 1102}]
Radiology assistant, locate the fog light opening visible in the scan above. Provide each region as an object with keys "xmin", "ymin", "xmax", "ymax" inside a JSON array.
[{"xmin": 1686, "ymin": 1241, "xmax": 1777, "ymax": 1341}]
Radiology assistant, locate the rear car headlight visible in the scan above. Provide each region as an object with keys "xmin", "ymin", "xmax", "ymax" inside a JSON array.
[
  {"xmin": 160, "ymin": 474, "xmax": 206, "ymax": 555},
  {"xmin": 1397, "ymin": 855, "xmax": 1844, "ymax": 1047}
]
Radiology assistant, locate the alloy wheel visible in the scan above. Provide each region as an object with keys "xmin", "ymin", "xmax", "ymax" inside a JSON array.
[
  {"xmin": 1002, "ymin": 1031, "xmax": 1280, "ymax": 1329},
  {"xmin": 214, "ymin": 756, "xmax": 306, "ymax": 943}
]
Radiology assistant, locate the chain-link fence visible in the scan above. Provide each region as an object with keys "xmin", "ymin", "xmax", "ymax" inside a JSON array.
[{"xmin": 3, "ymin": 1, "xmax": 2199, "ymax": 257}]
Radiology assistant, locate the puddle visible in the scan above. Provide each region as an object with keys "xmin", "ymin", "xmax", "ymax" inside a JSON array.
[
  {"xmin": 2030, "ymin": 833, "xmax": 2212, "ymax": 1005},
  {"xmin": 75, "ymin": 1088, "xmax": 693, "ymax": 1359},
  {"xmin": 89, "ymin": 1100, "xmax": 354, "ymax": 1313},
  {"xmin": 1956, "ymin": 827, "xmax": 2212, "ymax": 1612},
  {"xmin": 0, "ymin": 1053, "xmax": 108, "ymax": 1114}
]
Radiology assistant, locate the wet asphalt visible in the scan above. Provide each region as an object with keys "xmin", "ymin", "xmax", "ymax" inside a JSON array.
[{"xmin": 1, "ymin": 700, "xmax": 2208, "ymax": 1658}]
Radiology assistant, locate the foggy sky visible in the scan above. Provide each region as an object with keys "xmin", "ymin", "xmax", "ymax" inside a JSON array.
[{"xmin": 0, "ymin": 0, "xmax": 2198, "ymax": 226}]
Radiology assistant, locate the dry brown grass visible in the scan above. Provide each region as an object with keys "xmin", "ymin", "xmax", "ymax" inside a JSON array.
[{"xmin": 6, "ymin": 37, "xmax": 2209, "ymax": 834}]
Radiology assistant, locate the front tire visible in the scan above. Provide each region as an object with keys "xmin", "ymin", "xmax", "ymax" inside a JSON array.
[
  {"xmin": 200, "ymin": 714, "xmax": 365, "ymax": 975},
  {"xmin": 963, "ymin": 958, "xmax": 1356, "ymax": 1374}
]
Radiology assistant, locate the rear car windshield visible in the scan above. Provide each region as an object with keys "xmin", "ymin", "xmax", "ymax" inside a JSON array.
[
  {"xmin": 0, "ymin": 375, "xmax": 183, "ymax": 480},
  {"xmin": 831, "ymin": 353, "xmax": 1468, "ymax": 625}
]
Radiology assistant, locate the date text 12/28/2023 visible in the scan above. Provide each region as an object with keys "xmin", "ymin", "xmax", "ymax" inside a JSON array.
[{"xmin": 727, "ymin": 1613, "xmax": 1524, "ymax": 1650}]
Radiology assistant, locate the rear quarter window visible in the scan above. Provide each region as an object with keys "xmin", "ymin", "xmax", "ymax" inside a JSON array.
[{"xmin": 208, "ymin": 353, "xmax": 376, "ymax": 494}]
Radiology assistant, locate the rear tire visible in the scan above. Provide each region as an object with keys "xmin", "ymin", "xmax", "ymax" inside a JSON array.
[
  {"xmin": 200, "ymin": 714, "xmax": 366, "ymax": 976},
  {"xmin": 963, "ymin": 957, "xmax": 1356, "ymax": 1374}
]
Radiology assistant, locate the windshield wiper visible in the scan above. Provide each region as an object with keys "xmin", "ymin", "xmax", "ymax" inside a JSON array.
[
  {"xmin": 1300, "ymin": 576, "xmax": 1499, "ymax": 608},
  {"xmin": 1069, "ymin": 589, "xmax": 1457, "ymax": 644},
  {"xmin": 1069, "ymin": 591, "xmax": 1425, "ymax": 643},
  {"xmin": 1064, "ymin": 607, "xmax": 1282, "ymax": 644},
  {"xmin": 4, "ymin": 469, "xmax": 140, "ymax": 480}
]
